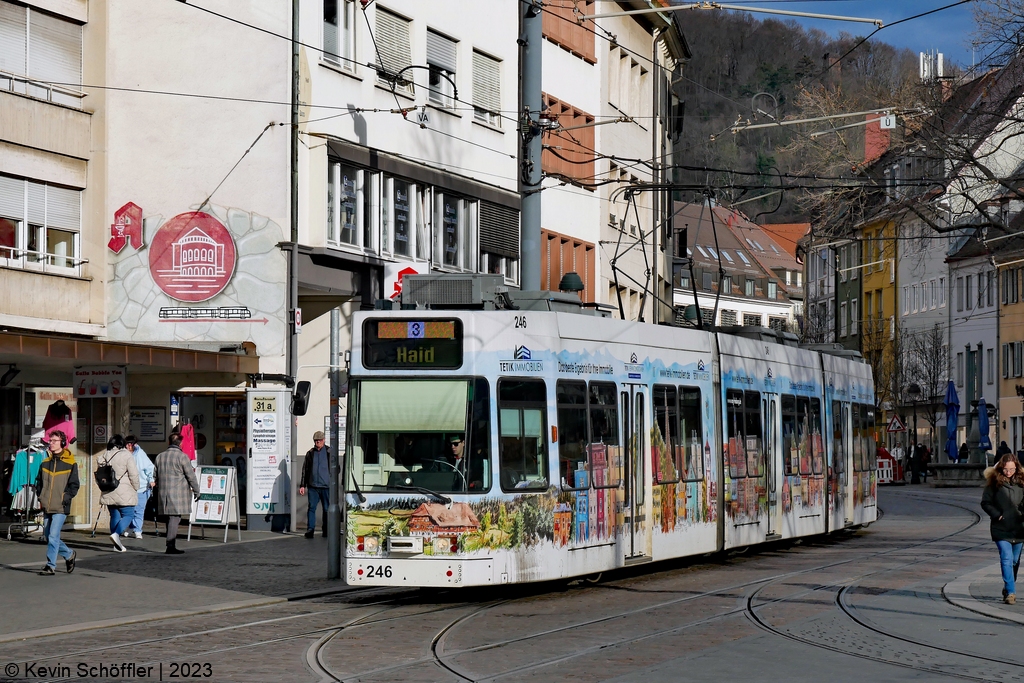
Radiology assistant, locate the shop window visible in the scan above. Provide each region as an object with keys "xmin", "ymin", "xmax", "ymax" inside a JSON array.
[
  {"xmin": 323, "ymin": 0, "xmax": 355, "ymax": 70},
  {"xmin": 434, "ymin": 192, "xmax": 476, "ymax": 271},
  {"xmin": 480, "ymin": 201, "xmax": 519, "ymax": 286},
  {"xmin": 327, "ymin": 161, "xmax": 378, "ymax": 253},
  {"xmin": 498, "ymin": 379, "xmax": 548, "ymax": 491}
]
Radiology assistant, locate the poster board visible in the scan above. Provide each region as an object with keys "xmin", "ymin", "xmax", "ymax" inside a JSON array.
[
  {"xmin": 246, "ymin": 388, "xmax": 291, "ymax": 516},
  {"xmin": 129, "ymin": 407, "xmax": 167, "ymax": 442},
  {"xmin": 188, "ymin": 465, "xmax": 241, "ymax": 542}
]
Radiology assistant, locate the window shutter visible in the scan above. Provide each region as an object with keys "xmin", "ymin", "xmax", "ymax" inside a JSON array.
[
  {"xmin": 26, "ymin": 181, "xmax": 44, "ymax": 225},
  {"xmin": 472, "ymin": 50, "xmax": 500, "ymax": 113},
  {"xmin": 374, "ymin": 8, "xmax": 411, "ymax": 76},
  {"xmin": 479, "ymin": 201, "xmax": 519, "ymax": 258},
  {"xmin": 28, "ymin": 9, "xmax": 81, "ymax": 85},
  {"xmin": 426, "ymin": 30, "xmax": 456, "ymax": 73},
  {"xmin": 0, "ymin": 175, "xmax": 24, "ymax": 220},
  {"xmin": 0, "ymin": 1, "xmax": 27, "ymax": 76},
  {"xmin": 46, "ymin": 185, "xmax": 79, "ymax": 230}
]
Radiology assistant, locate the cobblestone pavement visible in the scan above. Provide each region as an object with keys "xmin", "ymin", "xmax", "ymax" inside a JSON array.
[{"xmin": 0, "ymin": 487, "xmax": 1014, "ymax": 682}]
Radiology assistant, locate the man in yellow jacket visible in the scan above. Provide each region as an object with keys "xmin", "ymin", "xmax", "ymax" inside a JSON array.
[{"xmin": 34, "ymin": 431, "xmax": 81, "ymax": 575}]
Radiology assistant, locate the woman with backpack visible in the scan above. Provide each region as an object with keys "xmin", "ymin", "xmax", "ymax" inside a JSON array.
[
  {"xmin": 981, "ymin": 453, "xmax": 1024, "ymax": 604},
  {"xmin": 97, "ymin": 434, "xmax": 139, "ymax": 552}
]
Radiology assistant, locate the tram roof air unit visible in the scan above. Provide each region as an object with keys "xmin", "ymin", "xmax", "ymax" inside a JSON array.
[{"xmin": 400, "ymin": 273, "xmax": 507, "ymax": 309}]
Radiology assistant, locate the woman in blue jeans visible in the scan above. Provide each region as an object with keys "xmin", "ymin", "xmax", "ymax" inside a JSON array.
[{"xmin": 981, "ymin": 453, "xmax": 1024, "ymax": 604}]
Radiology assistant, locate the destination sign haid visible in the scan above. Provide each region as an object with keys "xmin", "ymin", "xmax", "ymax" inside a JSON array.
[{"xmin": 363, "ymin": 319, "xmax": 463, "ymax": 369}]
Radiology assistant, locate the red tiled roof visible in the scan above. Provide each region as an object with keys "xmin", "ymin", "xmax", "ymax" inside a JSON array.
[{"xmin": 757, "ymin": 223, "xmax": 810, "ymax": 259}]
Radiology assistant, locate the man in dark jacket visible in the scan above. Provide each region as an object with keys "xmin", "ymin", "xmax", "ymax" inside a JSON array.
[
  {"xmin": 34, "ymin": 431, "xmax": 80, "ymax": 575},
  {"xmin": 299, "ymin": 431, "xmax": 331, "ymax": 538}
]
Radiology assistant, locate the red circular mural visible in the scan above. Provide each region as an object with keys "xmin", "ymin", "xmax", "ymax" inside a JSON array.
[{"xmin": 148, "ymin": 212, "xmax": 237, "ymax": 302}]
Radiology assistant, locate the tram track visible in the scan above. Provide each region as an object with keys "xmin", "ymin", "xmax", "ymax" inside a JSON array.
[
  {"xmin": 307, "ymin": 494, "xmax": 989, "ymax": 681},
  {"xmin": 742, "ymin": 495, "xmax": 1024, "ymax": 682}
]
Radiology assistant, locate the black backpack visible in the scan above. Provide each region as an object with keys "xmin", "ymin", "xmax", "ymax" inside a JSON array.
[{"xmin": 95, "ymin": 458, "xmax": 122, "ymax": 493}]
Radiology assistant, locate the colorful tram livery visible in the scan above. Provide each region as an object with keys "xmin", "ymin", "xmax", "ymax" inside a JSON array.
[{"xmin": 344, "ymin": 306, "xmax": 875, "ymax": 587}]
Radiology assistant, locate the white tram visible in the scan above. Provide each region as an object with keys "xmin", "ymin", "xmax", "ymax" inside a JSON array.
[{"xmin": 343, "ymin": 278, "xmax": 876, "ymax": 587}]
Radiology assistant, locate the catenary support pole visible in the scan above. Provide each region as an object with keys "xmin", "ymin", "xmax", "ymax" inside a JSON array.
[
  {"xmin": 520, "ymin": 1, "xmax": 543, "ymax": 291},
  {"xmin": 328, "ymin": 307, "xmax": 341, "ymax": 579},
  {"xmin": 287, "ymin": 0, "xmax": 300, "ymax": 532}
]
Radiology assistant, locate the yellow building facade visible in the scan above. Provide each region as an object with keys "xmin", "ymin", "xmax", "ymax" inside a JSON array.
[{"xmin": 858, "ymin": 219, "xmax": 898, "ymax": 443}]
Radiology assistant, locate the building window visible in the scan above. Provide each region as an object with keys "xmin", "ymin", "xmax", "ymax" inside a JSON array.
[
  {"xmin": 541, "ymin": 0, "xmax": 596, "ymax": 63},
  {"xmin": 703, "ymin": 272, "xmax": 712, "ymax": 291},
  {"xmin": 1004, "ymin": 343, "xmax": 1011, "ymax": 379},
  {"xmin": 323, "ymin": 0, "xmax": 355, "ymax": 69},
  {"xmin": 0, "ymin": 2, "xmax": 82, "ymax": 107},
  {"xmin": 327, "ymin": 161, "xmax": 379, "ymax": 252},
  {"xmin": 721, "ymin": 276, "xmax": 732, "ymax": 295},
  {"xmin": 939, "ymin": 277, "xmax": 946, "ymax": 307},
  {"xmin": 745, "ymin": 279, "xmax": 755, "ymax": 297},
  {"xmin": 840, "ymin": 302, "xmax": 847, "ymax": 337},
  {"xmin": 988, "ymin": 271, "xmax": 995, "ymax": 307},
  {"xmin": 435, "ymin": 192, "xmax": 476, "ymax": 271},
  {"xmin": 1016, "ymin": 342, "xmax": 1023, "ymax": 378},
  {"xmin": 956, "ymin": 276, "xmax": 964, "ymax": 311},
  {"xmin": 426, "ymin": 29, "xmax": 457, "ymax": 108},
  {"xmin": 851, "ymin": 299, "xmax": 858, "ymax": 335},
  {"xmin": 480, "ymin": 202, "xmax": 519, "ymax": 287},
  {"xmin": 988, "ymin": 348, "xmax": 995, "ymax": 384},
  {"xmin": 768, "ymin": 316, "xmax": 787, "ymax": 332},
  {"xmin": 374, "ymin": 7, "xmax": 413, "ymax": 96},
  {"xmin": 966, "ymin": 275, "xmax": 973, "ymax": 309},
  {"xmin": 472, "ymin": 50, "xmax": 501, "ymax": 127},
  {"xmin": 931, "ymin": 279, "xmax": 937, "ymax": 308},
  {"xmin": 903, "ymin": 286, "xmax": 909, "ymax": 316},
  {"xmin": 0, "ymin": 174, "xmax": 81, "ymax": 273},
  {"xmin": 767, "ymin": 281, "xmax": 777, "ymax": 299},
  {"xmin": 744, "ymin": 313, "xmax": 762, "ymax": 327},
  {"xmin": 541, "ymin": 94, "xmax": 595, "ymax": 185},
  {"xmin": 956, "ymin": 352, "xmax": 964, "ymax": 386}
]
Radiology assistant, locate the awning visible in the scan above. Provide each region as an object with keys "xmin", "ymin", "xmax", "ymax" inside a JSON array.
[{"xmin": 0, "ymin": 332, "xmax": 259, "ymax": 375}]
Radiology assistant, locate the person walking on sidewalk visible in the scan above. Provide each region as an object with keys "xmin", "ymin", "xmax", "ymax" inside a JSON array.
[
  {"xmin": 299, "ymin": 431, "xmax": 331, "ymax": 539},
  {"xmin": 99, "ymin": 434, "xmax": 139, "ymax": 552},
  {"xmin": 155, "ymin": 432, "xmax": 199, "ymax": 555},
  {"xmin": 125, "ymin": 434, "xmax": 155, "ymax": 539},
  {"xmin": 981, "ymin": 453, "xmax": 1024, "ymax": 604},
  {"xmin": 34, "ymin": 431, "xmax": 80, "ymax": 576}
]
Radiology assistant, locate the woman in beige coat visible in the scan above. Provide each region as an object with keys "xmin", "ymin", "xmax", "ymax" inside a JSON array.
[{"xmin": 99, "ymin": 434, "xmax": 139, "ymax": 552}]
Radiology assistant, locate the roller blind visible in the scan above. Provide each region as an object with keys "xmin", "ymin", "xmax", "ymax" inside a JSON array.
[
  {"xmin": 0, "ymin": 175, "xmax": 24, "ymax": 220},
  {"xmin": 26, "ymin": 181, "xmax": 44, "ymax": 225},
  {"xmin": 472, "ymin": 50, "xmax": 500, "ymax": 113},
  {"xmin": 479, "ymin": 201, "xmax": 519, "ymax": 258},
  {"xmin": 28, "ymin": 9, "xmax": 81, "ymax": 85},
  {"xmin": 360, "ymin": 380, "xmax": 467, "ymax": 432},
  {"xmin": 374, "ymin": 7, "xmax": 411, "ymax": 77},
  {"xmin": 46, "ymin": 185, "xmax": 80, "ymax": 230},
  {"xmin": 0, "ymin": 1, "xmax": 27, "ymax": 76},
  {"xmin": 426, "ymin": 29, "xmax": 456, "ymax": 73}
]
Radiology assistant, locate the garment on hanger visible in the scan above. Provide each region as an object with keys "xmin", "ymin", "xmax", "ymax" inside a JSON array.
[
  {"xmin": 43, "ymin": 400, "xmax": 76, "ymax": 444},
  {"xmin": 180, "ymin": 422, "xmax": 196, "ymax": 461},
  {"xmin": 11, "ymin": 485, "xmax": 39, "ymax": 513},
  {"xmin": 7, "ymin": 449, "xmax": 42, "ymax": 495}
]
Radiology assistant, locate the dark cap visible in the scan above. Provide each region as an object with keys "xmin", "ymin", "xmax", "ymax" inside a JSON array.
[
  {"xmin": 313, "ymin": 431, "xmax": 325, "ymax": 441},
  {"xmin": 450, "ymin": 434, "xmax": 464, "ymax": 443}
]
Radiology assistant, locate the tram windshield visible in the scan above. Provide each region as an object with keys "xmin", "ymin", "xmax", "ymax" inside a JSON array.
[{"xmin": 348, "ymin": 378, "xmax": 491, "ymax": 493}]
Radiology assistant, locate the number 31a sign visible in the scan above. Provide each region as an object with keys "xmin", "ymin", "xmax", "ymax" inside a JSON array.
[{"xmin": 252, "ymin": 397, "xmax": 276, "ymax": 412}]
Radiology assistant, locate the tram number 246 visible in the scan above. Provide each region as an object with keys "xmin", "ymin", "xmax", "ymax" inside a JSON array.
[{"xmin": 364, "ymin": 565, "xmax": 393, "ymax": 578}]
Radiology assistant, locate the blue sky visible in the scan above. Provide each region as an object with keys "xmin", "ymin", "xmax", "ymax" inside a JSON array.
[{"xmin": 721, "ymin": 1, "xmax": 978, "ymax": 68}]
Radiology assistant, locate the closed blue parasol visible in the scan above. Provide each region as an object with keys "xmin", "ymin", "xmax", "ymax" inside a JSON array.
[
  {"xmin": 978, "ymin": 396, "xmax": 992, "ymax": 451},
  {"xmin": 944, "ymin": 380, "xmax": 959, "ymax": 462}
]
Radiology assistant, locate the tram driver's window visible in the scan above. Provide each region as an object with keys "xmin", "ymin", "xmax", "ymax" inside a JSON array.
[
  {"xmin": 744, "ymin": 390, "xmax": 763, "ymax": 476},
  {"xmin": 865, "ymin": 405, "xmax": 877, "ymax": 471},
  {"xmin": 556, "ymin": 380, "xmax": 588, "ymax": 488},
  {"xmin": 726, "ymin": 390, "xmax": 747, "ymax": 478},
  {"xmin": 498, "ymin": 379, "xmax": 549, "ymax": 491},
  {"xmin": 679, "ymin": 387, "xmax": 703, "ymax": 481}
]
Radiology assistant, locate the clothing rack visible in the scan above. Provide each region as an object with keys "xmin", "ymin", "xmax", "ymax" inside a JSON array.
[{"xmin": 7, "ymin": 444, "xmax": 45, "ymax": 540}]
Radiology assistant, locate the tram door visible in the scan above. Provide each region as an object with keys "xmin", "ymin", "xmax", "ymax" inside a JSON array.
[
  {"xmin": 840, "ymin": 402, "xmax": 854, "ymax": 526},
  {"xmin": 762, "ymin": 393, "xmax": 782, "ymax": 538},
  {"xmin": 621, "ymin": 384, "xmax": 650, "ymax": 562}
]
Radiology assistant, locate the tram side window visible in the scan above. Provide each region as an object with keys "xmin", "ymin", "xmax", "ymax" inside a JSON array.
[
  {"xmin": 782, "ymin": 395, "xmax": 797, "ymax": 475},
  {"xmin": 865, "ymin": 406, "xmax": 877, "ymax": 471},
  {"xmin": 556, "ymin": 380, "xmax": 588, "ymax": 487},
  {"xmin": 796, "ymin": 397, "xmax": 811, "ymax": 475},
  {"xmin": 810, "ymin": 398, "xmax": 824, "ymax": 475},
  {"xmin": 679, "ymin": 387, "xmax": 704, "ymax": 481},
  {"xmin": 499, "ymin": 379, "xmax": 549, "ymax": 491},
  {"xmin": 852, "ymin": 403, "xmax": 864, "ymax": 471},
  {"xmin": 744, "ymin": 390, "xmax": 763, "ymax": 477},
  {"xmin": 653, "ymin": 385, "xmax": 680, "ymax": 483},
  {"xmin": 589, "ymin": 381, "xmax": 621, "ymax": 488},
  {"xmin": 726, "ymin": 390, "xmax": 747, "ymax": 478},
  {"xmin": 831, "ymin": 401, "xmax": 845, "ymax": 474}
]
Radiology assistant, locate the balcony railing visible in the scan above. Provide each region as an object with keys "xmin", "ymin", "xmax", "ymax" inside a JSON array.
[
  {"xmin": 0, "ymin": 70, "xmax": 86, "ymax": 108},
  {"xmin": 0, "ymin": 246, "xmax": 88, "ymax": 277}
]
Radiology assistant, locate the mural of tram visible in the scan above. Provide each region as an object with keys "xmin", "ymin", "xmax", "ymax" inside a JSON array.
[{"xmin": 343, "ymin": 298, "xmax": 875, "ymax": 587}]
